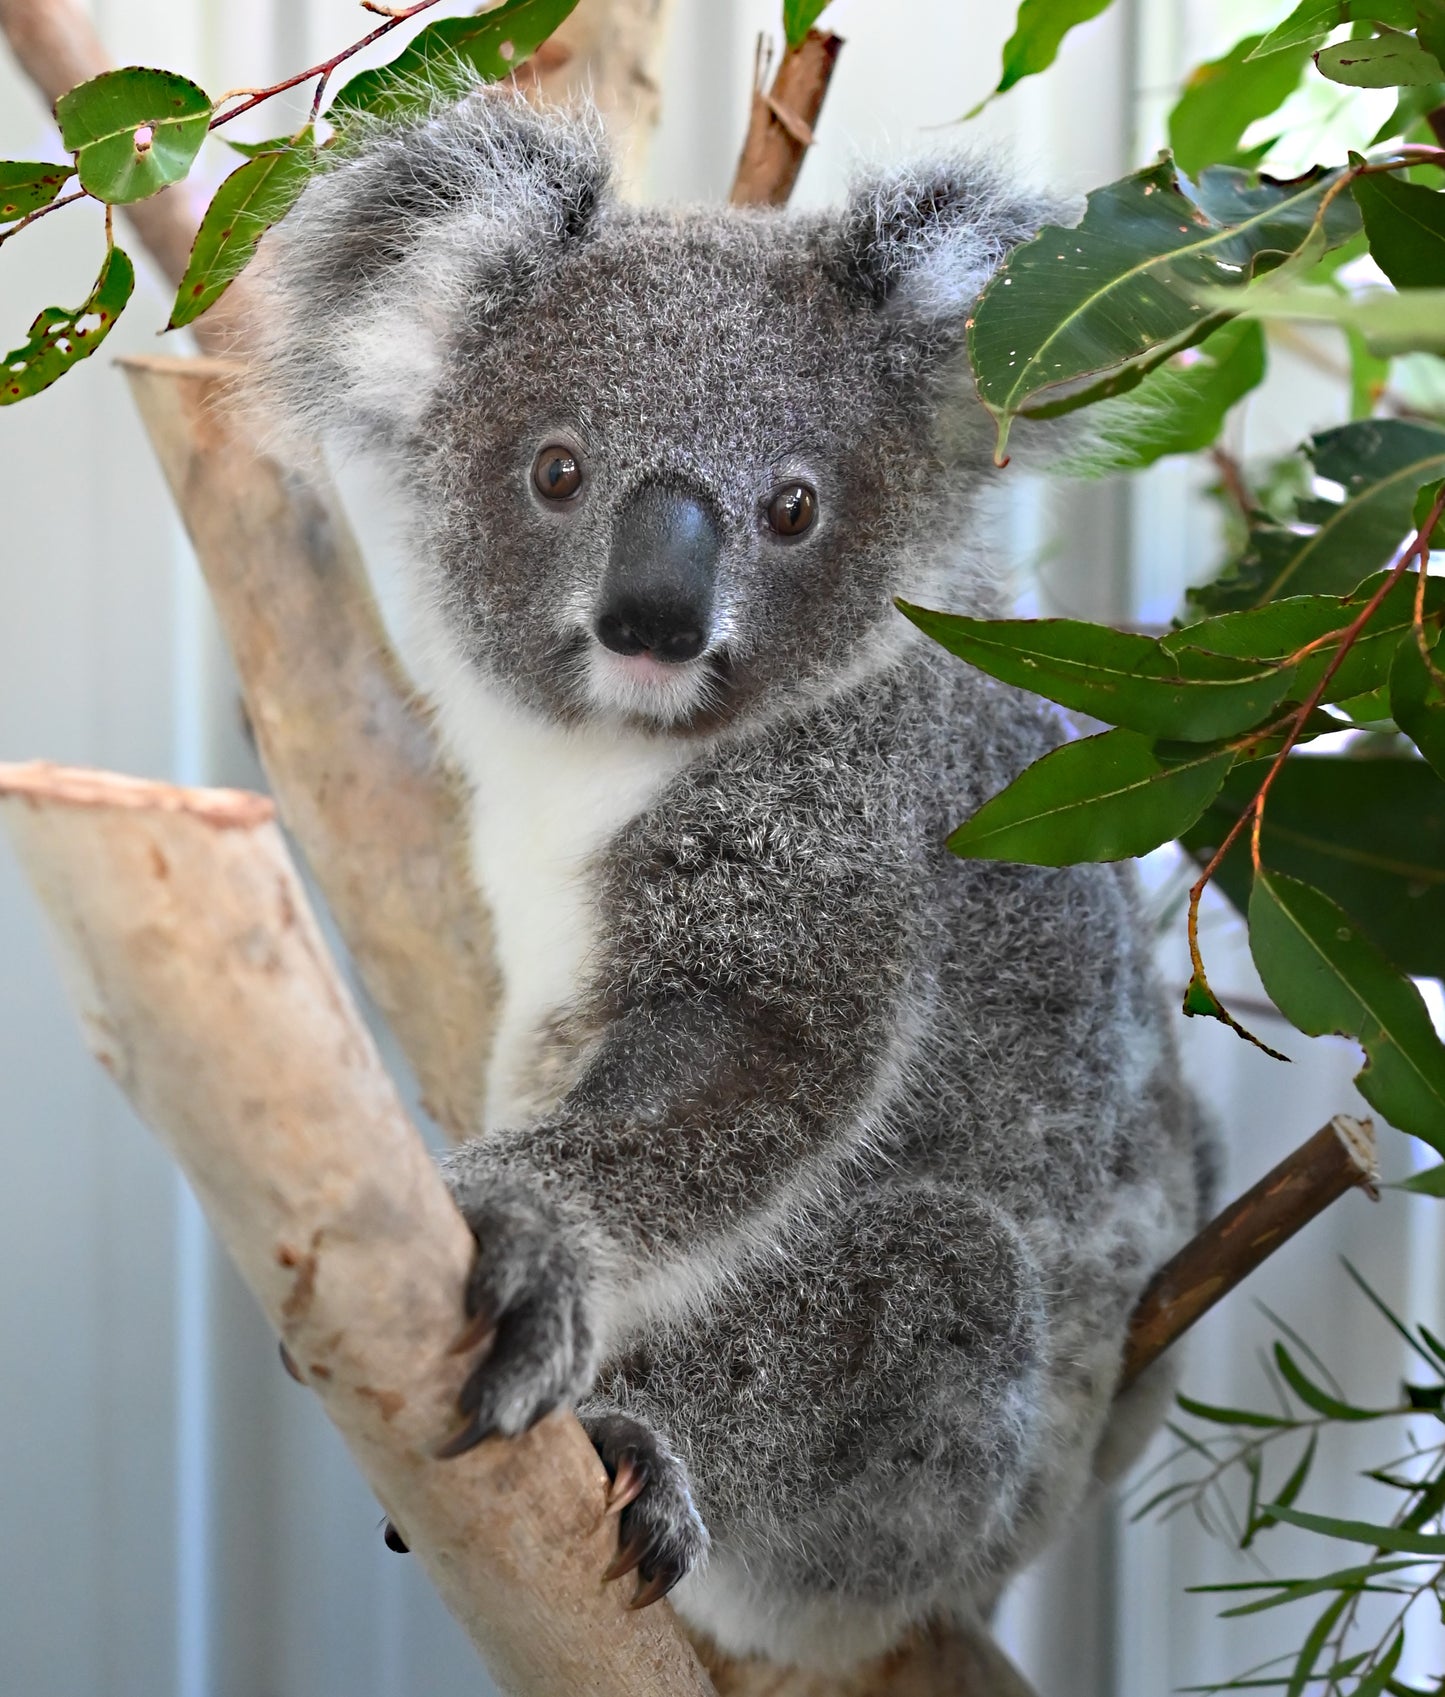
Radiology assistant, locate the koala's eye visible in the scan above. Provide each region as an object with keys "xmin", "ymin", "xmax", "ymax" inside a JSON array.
[
  {"xmin": 766, "ymin": 482, "xmax": 817, "ymax": 538},
  {"xmin": 533, "ymin": 445, "xmax": 583, "ymax": 501}
]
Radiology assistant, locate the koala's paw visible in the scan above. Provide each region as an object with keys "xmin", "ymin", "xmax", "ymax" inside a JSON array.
[
  {"xmin": 434, "ymin": 1169, "xmax": 602, "ymax": 1455},
  {"xmin": 584, "ymin": 1411, "xmax": 709, "ymax": 1610}
]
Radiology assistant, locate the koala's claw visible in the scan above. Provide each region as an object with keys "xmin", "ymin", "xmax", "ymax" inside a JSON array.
[
  {"xmin": 587, "ymin": 1413, "xmax": 708, "ymax": 1611},
  {"xmin": 382, "ymin": 1519, "xmax": 409, "ymax": 1554}
]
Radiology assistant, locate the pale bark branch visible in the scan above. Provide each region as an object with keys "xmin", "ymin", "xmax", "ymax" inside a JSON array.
[
  {"xmin": 121, "ymin": 352, "xmax": 499, "ymax": 1140},
  {"xmin": 0, "ymin": 761, "xmax": 714, "ymax": 1697},
  {"xmin": 729, "ymin": 30, "xmax": 844, "ymax": 208}
]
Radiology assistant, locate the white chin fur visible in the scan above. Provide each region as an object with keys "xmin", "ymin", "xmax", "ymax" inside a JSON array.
[{"xmin": 584, "ymin": 643, "xmax": 713, "ymax": 724}]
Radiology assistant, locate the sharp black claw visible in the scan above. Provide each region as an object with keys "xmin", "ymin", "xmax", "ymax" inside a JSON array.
[
  {"xmin": 383, "ymin": 1520, "xmax": 409, "ymax": 1554},
  {"xmin": 606, "ymin": 1452, "xmax": 649, "ymax": 1514},
  {"xmin": 630, "ymin": 1566, "xmax": 683, "ymax": 1611},
  {"xmin": 278, "ymin": 1340, "xmax": 304, "ymax": 1384},
  {"xmin": 433, "ymin": 1411, "xmax": 492, "ymax": 1459},
  {"xmin": 602, "ymin": 1528, "xmax": 650, "ymax": 1583}
]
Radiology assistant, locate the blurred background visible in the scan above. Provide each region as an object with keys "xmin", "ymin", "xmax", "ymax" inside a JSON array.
[{"xmin": 2, "ymin": 1, "xmax": 1442, "ymax": 1693}]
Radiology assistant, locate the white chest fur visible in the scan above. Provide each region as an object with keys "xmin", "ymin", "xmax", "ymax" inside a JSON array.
[{"xmin": 441, "ymin": 677, "xmax": 693, "ymax": 1131}]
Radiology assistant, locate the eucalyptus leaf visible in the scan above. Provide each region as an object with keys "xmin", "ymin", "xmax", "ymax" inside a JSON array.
[
  {"xmin": 1392, "ymin": 1161, "xmax": 1445, "ymax": 1192},
  {"xmin": 331, "ymin": 0, "xmax": 581, "ymax": 121},
  {"xmin": 783, "ymin": 0, "xmax": 832, "ymax": 48},
  {"xmin": 1211, "ymin": 1558, "xmax": 1425, "ymax": 1617},
  {"xmin": 0, "ymin": 161, "xmax": 76, "ymax": 221},
  {"xmin": 169, "ymin": 138, "xmax": 315, "ymax": 329},
  {"xmin": 1246, "ymin": 0, "xmax": 1345, "ymax": 59},
  {"xmin": 1316, "ymin": 31, "xmax": 1444, "ymax": 86},
  {"xmin": 947, "ymin": 730, "xmax": 1232, "ymax": 865},
  {"xmin": 1, "ymin": 244, "xmax": 134, "ymax": 405},
  {"xmin": 1169, "ymin": 33, "xmax": 1312, "ymax": 175},
  {"xmin": 1177, "ymin": 1391, "xmax": 1298, "ymax": 1427},
  {"xmin": 966, "ymin": 0, "xmax": 1116, "ymax": 116},
  {"xmin": 1270, "ymin": 1502, "xmax": 1445, "ymax": 1553},
  {"xmin": 968, "ymin": 157, "xmax": 1359, "ymax": 460},
  {"xmin": 55, "ymin": 67, "xmax": 212, "ymax": 205},
  {"xmin": 1197, "ymin": 280, "xmax": 1445, "ymax": 353},
  {"xmin": 1353, "ymin": 170, "xmax": 1445, "ymax": 287},
  {"xmin": 1274, "ymin": 1343, "xmax": 1395, "ymax": 1418},
  {"xmin": 899, "ymin": 601, "xmax": 1297, "ymax": 740},
  {"xmin": 1390, "ymin": 625, "xmax": 1445, "ymax": 777},
  {"xmin": 1249, "ymin": 867, "xmax": 1445, "ymax": 1149}
]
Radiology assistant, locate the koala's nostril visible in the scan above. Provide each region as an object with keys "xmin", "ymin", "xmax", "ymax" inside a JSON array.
[
  {"xmin": 595, "ymin": 602, "xmax": 707, "ymax": 664},
  {"xmin": 596, "ymin": 610, "xmax": 649, "ymax": 657}
]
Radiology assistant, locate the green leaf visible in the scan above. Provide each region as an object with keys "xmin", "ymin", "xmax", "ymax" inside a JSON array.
[
  {"xmin": 168, "ymin": 138, "xmax": 314, "ymax": 330},
  {"xmin": 1354, "ymin": 170, "xmax": 1445, "ymax": 288},
  {"xmin": 1355, "ymin": 1628, "xmax": 1406, "ymax": 1697},
  {"xmin": 55, "ymin": 67, "xmax": 211, "ymax": 205},
  {"xmin": 1317, "ymin": 32, "xmax": 1445, "ymax": 86},
  {"xmin": 946, "ymin": 730, "xmax": 1232, "ymax": 864},
  {"xmin": 898, "ymin": 602, "xmax": 1297, "ymax": 740},
  {"xmin": 1248, "ymin": 0, "xmax": 1342, "ymax": 58},
  {"xmin": 966, "ymin": 0, "xmax": 1116, "ymax": 115},
  {"xmin": 1271, "ymin": 1502, "xmax": 1445, "ymax": 1552},
  {"xmin": 1287, "ymin": 1593, "xmax": 1352, "ymax": 1697},
  {"xmin": 0, "ymin": 244, "xmax": 135, "ymax": 405},
  {"xmin": 967, "ymin": 157, "xmax": 1360, "ymax": 460},
  {"xmin": 1169, "ymin": 34, "xmax": 1312, "ymax": 176},
  {"xmin": 1369, "ymin": 77, "xmax": 1445, "ymax": 144},
  {"xmin": 0, "ymin": 161, "xmax": 76, "ymax": 221},
  {"xmin": 1390, "ymin": 624, "xmax": 1445, "ymax": 779},
  {"xmin": 1244, "ymin": 1430, "xmax": 1319, "ymax": 1546},
  {"xmin": 1177, "ymin": 1391, "xmax": 1298, "ymax": 1426},
  {"xmin": 1274, "ymin": 1342, "xmax": 1395, "ymax": 1418},
  {"xmin": 1059, "ymin": 318, "xmax": 1267, "ymax": 475},
  {"xmin": 331, "ymin": 0, "xmax": 582, "ymax": 120},
  {"xmin": 1210, "ymin": 1558, "xmax": 1425, "ymax": 1617},
  {"xmin": 783, "ymin": 0, "xmax": 832, "ymax": 49},
  {"xmin": 1189, "ymin": 419, "xmax": 1445, "ymax": 613},
  {"xmin": 1201, "ymin": 280, "xmax": 1445, "ymax": 353},
  {"xmin": 1249, "ymin": 867, "xmax": 1445, "ymax": 1149},
  {"xmin": 1392, "ymin": 1161, "xmax": 1445, "ymax": 1192}
]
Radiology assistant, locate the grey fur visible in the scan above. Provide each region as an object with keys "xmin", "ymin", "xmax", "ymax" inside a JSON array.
[{"xmin": 250, "ymin": 89, "xmax": 1208, "ymax": 1669}]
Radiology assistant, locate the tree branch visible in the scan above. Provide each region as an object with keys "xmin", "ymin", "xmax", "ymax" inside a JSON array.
[
  {"xmin": 0, "ymin": 761, "xmax": 715, "ymax": 1697},
  {"xmin": 729, "ymin": 30, "xmax": 844, "ymax": 208},
  {"xmin": 121, "ymin": 353, "xmax": 499, "ymax": 1139}
]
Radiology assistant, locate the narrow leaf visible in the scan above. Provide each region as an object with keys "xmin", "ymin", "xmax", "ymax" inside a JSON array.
[
  {"xmin": 1169, "ymin": 33, "xmax": 1312, "ymax": 175},
  {"xmin": 967, "ymin": 0, "xmax": 1116, "ymax": 114},
  {"xmin": 1391, "ymin": 1161, "xmax": 1445, "ymax": 1193},
  {"xmin": 1249, "ymin": 867, "xmax": 1445, "ymax": 1150},
  {"xmin": 1274, "ymin": 1342, "xmax": 1394, "ymax": 1419},
  {"xmin": 0, "ymin": 161, "xmax": 76, "ymax": 221},
  {"xmin": 1213, "ymin": 1558, "xmax": 1425, "ymax": 1617},
  {"xmin": 1317, "ymin": 33, "xmax": 1444, "ymax": 87},
  {"xmin": 1, "ymin": 244, "xmax": 134, "ymax": 405},
  {"xmin": 1354, "ymin": 170, "xmax": 1445, "ymax": 288},
  {"xmin": 1287, "ymin": 1593, "xmax": 1351, "ymax": 1697},
  {"xmin": 783, "ymin": 0, "xmax": 832, "ymax": 49},
  {"xmin": 55, "ymin": 67, "xmax": 211, "ymax": 205},
  {"xmin": 946, "ymin": 731, "xmax": 1232, "ymax": 865},
  {"xmin": 1177, "ymin": 1391, "xmax": 1298, "ymax": 1427},
  {"xmin": 1353, "ymin": 1628, "xmax": 1405, "ymax": 1697}
]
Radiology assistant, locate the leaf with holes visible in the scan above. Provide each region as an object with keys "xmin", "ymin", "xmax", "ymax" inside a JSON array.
[
  {"xmin": 1, "ymin": 244, "xmax": 134, "ymax": 405},
  {"xmin": 168, "ymin": 138, "xmax": 315, "ymax": 330},
  {"xmin": 1317, "ymin": 31, "xmax": 1444, "ymax": 86},
  {"xmin": 1188, "ymin": 419, "xmax": 1445, "ymax": 614},
  {"xmin": 1168, "ymin": 32, "xmax": 1312, "ymax": 175},
  {"xmin": 898, "ymin": 602, "xmax": 1297, "ymax": 740},
  {"xmin": 965, "ymin": 0, "xmax": 1116, "ymax": 115},
  {"xmin": 967, "ymin": 157, "xmax": 1359, "ymax": 460},
  {"xmin": 1249, "ymin": 868, "xmax": 1445, "ymax": 1150},
  {"xmin": 0, "ymin": 161, "xmax": 76, "ymax": 221},
  {"xmin": 331, "ymin": 0, "xmax": 582, "ymax": 121},
  {"xmin": 783, "ymin": 0, "xmax": 833, "ymax": 48},
  {"xmin": 55, "ymin": 67, "xmax": 211, "ymax": 205},
  {"xmin": 947, "ymin": 730, "xmax": 1232, "ymax": 865},
  {"xmin": 1182, "ymin": 755, "xmax": 1445, "ymax": 981},
  {"xmin": 1354, "ymin": 170, "xmax": 1445, "ymax": 287}
]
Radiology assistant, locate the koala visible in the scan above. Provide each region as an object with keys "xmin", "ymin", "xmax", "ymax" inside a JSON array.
[{"xmin": 250, "ymin": 89, "xmax": 1210, "ymax": 1671}]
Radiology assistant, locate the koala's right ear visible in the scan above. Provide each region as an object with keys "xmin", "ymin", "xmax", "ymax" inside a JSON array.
[{"xmin": 248, "ymin": 90, "xmax": 612, "ymax": 453}]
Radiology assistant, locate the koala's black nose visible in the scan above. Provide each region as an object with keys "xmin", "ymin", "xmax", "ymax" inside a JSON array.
[{"xmin": 596, "ymin": 485, "xmax": 719, "ymax": 665}]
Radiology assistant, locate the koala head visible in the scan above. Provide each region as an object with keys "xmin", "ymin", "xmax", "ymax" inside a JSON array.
[{"xmin": 251, "ymin": 91, "xmax": 1049, "ymax": 737}]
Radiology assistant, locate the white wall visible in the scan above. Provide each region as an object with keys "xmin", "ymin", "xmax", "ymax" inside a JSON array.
[{"xmin": 2, "ymin": 3, "xmax": 1441, "ymax": 1694}]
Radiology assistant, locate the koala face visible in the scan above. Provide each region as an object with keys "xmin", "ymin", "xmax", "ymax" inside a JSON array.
[{"xmin": 253, "ymin": 93, "xmax": 1049, "ymax": 735}]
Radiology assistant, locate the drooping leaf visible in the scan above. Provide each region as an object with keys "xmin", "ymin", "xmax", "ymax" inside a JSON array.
[
  {"xmin": 947, "ymin": 730, "xmax": 1233, "ymax": 865},
  {"xmin": 1200, "ymin": 280, "xmax": 1445, "ymax": 353},
  {"xmin": 1354, "ymin": 170, "xmax": 1445, "ymax": 287},
  {"xmin": 1249, "ymin": 867, "xmax": 1445, "ymax": 1149},
  {"xmin": 967, "ymin": 157, "xmax": 1360, "ymax": 459},
  {"xmin": 1286, "ymin": 1593, "xmax": 1352, "ymax": 1697},
  {"xmin": 1188, "ymin": 419, "xmax": 1445, "ymax": 614},
  {"xmin": 1176, "ymin": 1391, "xmax": 1297, "ymax": 1427},
  {"xmin": 1392, "ymin": 1160, "xmax": 1445, "ymax": 1192},
  {"xmin": 168, "ymin": 137, "xmax": 315, "ymax": 330},
  {"xmin": 1269, "ymin": 1502, "xmax": 1445, "ymax": 1553},
  {"xmin": 54, "ymin": 67, "xmax": 212, "ymax": 205},
  {"xmin": 1274, "ymin": 1343, "xmax": 1395, "ymax": 1418},
  {"xmin": 1183, "ymin": 755, "xmax": 1445, "ymax": 980},
  {"xmin": 1390, "ymin": 623, "xmax": 1445, "ymax": 777},
  {"xmin": 1168, "ymin": 33, "xmax": 1313, "ymax": 175},
  {"xmin": 1059, "ymin": 318, "xmax": 1267, "ymax": 475},
  {"xmin": 331, "ymin": 0, "xmax": 582, "ymax": 121},
  {"xmin": 1354, "ymin": 1628, "xmax": 1406, "ymax": 1697},
  {"xmin": 0, "ymin": 244, "xmax": 135, "ymax": 405},
  {"xmin": 1317, "ymin": 31, "xmax": 1444, "ymax": 86},
  {"xmin": 965, "ymin": 0, "xmax": 1116, "ymax": 115},
  {"xmin": 898, "ymin": 601, "xmax": 1297, "ymax": 740},
  {"xmin": 783, "ymin": 0, "xmax": 833, "ymax": 49},
  {"xmin": 1208, "ymin": 1557, "xmax": 1424, "ymax": 1617},
  {"xmin": 0, "ymin": 161, "xmax": 76, "ymax": 221}
]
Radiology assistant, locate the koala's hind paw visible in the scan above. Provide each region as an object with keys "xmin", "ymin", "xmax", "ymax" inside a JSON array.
[
  {"xmin": 432, "ymin": 1171, "xmax": 603, "ymax": 1456},
  {"xmin": 585, "ymin": 1412, "xmax": 709, "ymax": 1610}
]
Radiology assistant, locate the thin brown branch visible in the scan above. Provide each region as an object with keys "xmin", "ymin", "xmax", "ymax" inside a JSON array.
[
  {"xmin": 0, "ymin": 761, "xmax": 715, "ymax": 1697},
  {"xmin": 729, "ymin": 29, "xmax": 844, "ymax": 208},
  {"xmin": 1119, "ymin": 1114, "xmax": 1380, "ymax": 1391},
  {"xmin": 1209, "ymin": 446, "xmax": 1255, "ymax": 528}
]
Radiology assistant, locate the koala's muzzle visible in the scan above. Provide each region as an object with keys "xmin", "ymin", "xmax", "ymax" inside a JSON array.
[{"xmin": 595, "ymin": 486, "xmax": 718, "ymax": 664}]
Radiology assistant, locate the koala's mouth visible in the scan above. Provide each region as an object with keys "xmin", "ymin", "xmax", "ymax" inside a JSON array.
[{"xmin": 570, "ymin": 632, "xmax": 739, "ymax": 735}]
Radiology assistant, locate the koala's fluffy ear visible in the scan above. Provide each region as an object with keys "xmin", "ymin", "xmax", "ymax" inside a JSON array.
[
  {"xmin": 827, "ymin": 159, "xmax": 1059, "ymax": 382},
  {"xmin": 248, "ymin": 90, "xmax": 611, "ymax": 453}
]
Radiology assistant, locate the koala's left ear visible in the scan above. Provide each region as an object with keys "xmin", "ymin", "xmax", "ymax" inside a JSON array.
[{"xmin": 826, "ymin": 159, "xmax": 1059, "ymax": 375}]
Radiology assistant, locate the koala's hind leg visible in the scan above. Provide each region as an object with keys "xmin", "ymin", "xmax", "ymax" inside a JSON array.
[{"xmin": 590, "ymin": 1182, "xmax": 1049, "ymax": 1670}]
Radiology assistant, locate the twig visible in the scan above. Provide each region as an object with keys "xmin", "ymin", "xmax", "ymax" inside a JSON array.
[
  {"xmin": 1120, "ymin": 1115, "xmax": 1380, "ymax": 1391},
  {"xmin": 1209, "ymin": 446, "xmax": 1255, "ymax": 528},
  {"xmin": 0, "ymin": 184, "xmax": 87, "ymax": 248},
  {"xmin": 729, "ymin": 29, "xmax": 844, "ymax": 207},
  {"xmin": 0, "ymin": 762, "xmax": 715, "ymax": 1697}
]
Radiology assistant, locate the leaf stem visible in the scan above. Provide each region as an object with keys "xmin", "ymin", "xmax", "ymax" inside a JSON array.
[{"xmin": 0, "ymin": 186, "xmax": 89, "ymax": 250}]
